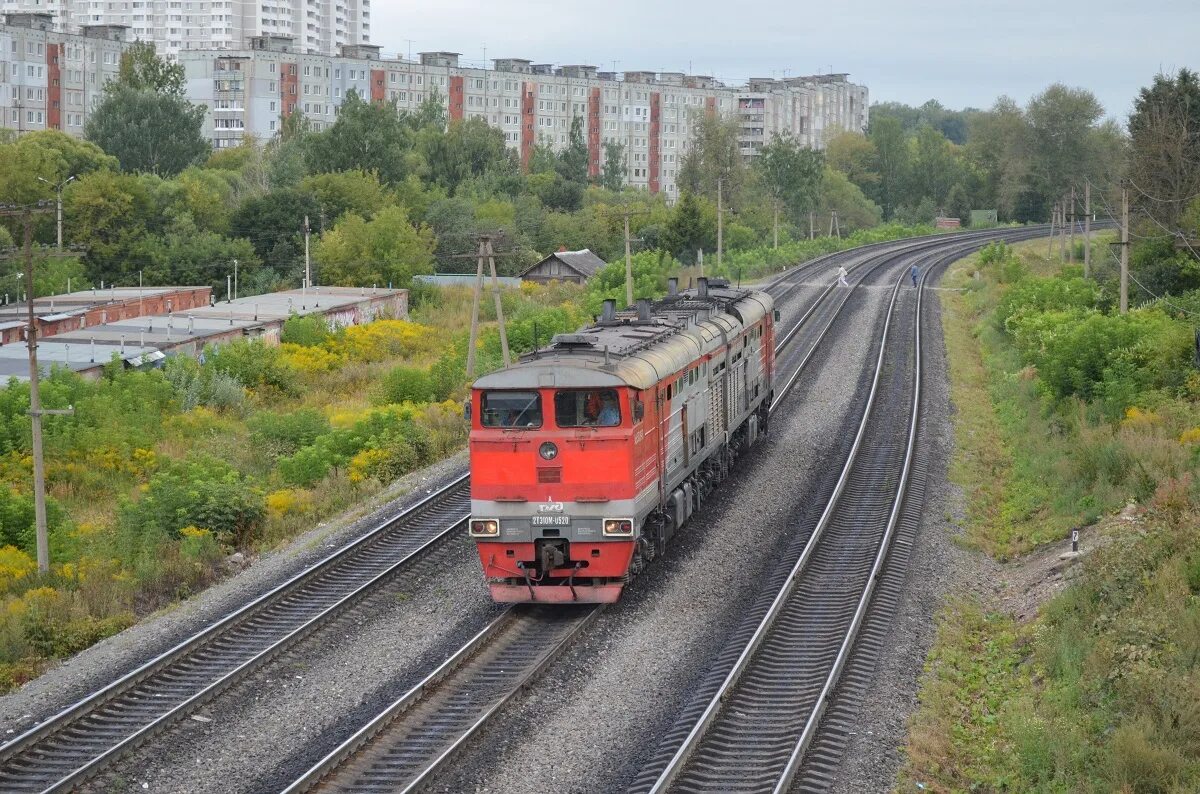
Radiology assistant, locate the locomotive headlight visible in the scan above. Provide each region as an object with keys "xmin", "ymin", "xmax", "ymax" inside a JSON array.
[
  {"xmin": 603, "ymin": 518, "xmax": 634, "ymax": 536},
  {"xmin": 539, "ymin": 442, "xmax": 558, "ymax": 461},
  {"xmin": 469, "ymin": 519, "xmax": 500, "ymax": 537}
]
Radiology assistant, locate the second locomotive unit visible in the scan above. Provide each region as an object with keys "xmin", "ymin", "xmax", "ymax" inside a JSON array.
[{"xmin": 468, "ymin": 276, "xmax": 776, "ymax": 603}]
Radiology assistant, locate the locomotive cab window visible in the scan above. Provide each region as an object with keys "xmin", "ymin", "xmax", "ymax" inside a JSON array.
[
  {"xmin": 555, "ymin": 389, "xmax": 621, "ymax": 427},
  {"xmin": 480, "ymin": 391, "xmax": 543, "ymax": 428}
]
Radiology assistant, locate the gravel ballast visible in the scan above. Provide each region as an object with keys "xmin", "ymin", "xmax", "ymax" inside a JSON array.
[{"xmin": 430, "ymin": 278, "xmax": 897, "ymax": 794}]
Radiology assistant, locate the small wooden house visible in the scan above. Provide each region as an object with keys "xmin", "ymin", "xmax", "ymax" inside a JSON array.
[{"xmin": 519, "ymin": 249, "xmax": 607, "ymax": 284}]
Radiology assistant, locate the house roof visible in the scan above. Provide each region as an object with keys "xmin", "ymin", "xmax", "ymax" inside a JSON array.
[{"xmin": 520, "ymin": 249, "xmax": 608, "ymax": 280}]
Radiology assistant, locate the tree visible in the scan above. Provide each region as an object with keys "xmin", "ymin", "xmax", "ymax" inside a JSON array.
[
  {"xmin": 85, "ymin": 85, "xmax": 209, "ymax": 176},
  {"xmin": 557, "ymin": 116, "xmax": 589, "ymax": 185},
  {"xmin": 678, "ymin": 114, "xmax": 745, "ymax": 203},
  {"xmin": 755, "ymin": 134, "xmax": 824, "ymax": 232},
  {"xmin": 662, "ymin": 191, "xmax": 715, "ymax": 263},
  {"xmin": 300, "ymin": 170, "xmax": 390, "ymax": 224},
  {"xmin": 868, "ymin": 116, "xmax": 910, "ymax": 219},
  {"xmin": 908, "ymin": 124, "xmax": 960, "ymax": 209},
  {"xmin": 1026, "ymin": 84, "xmax": 1104, "ymax": 209},
  {"xmin": 117, "ymin": 41, "xmax": 186, "ymax": 95},
  {"xmin": 601, "ymin": 141, "xmax": 626, "ymax": 191},
  {"xmin": 229, "ymin": 188, "xmax": 319, "ymax": 271},
  {"xmin": 825, "ymin": 131, "xmax": 879, "ymax": 193},
  {"xmin": 313, "ymin": 205, "xmax": 436, "ymax": 288},
  {"xmin": 138, "ymin": 217, "xmax": 261, "ymax": 294},
  {"xmin": 1128, "ymin": 69, "xmax": 1200, "ymax": 229},
  {"xmin": 303, "ymin": 91, "xmax": 415, "ymax": 185},
  {"xmin": 818, "ymin": 168, "xmax": 882, "ymax": 231},
  {"xmin": 966, "ymin": 97, "xmax": 1033, "ymax": 220},
  {"xmin": 417, "ymin": 117, "xmax": 513, "ymax": 194}
]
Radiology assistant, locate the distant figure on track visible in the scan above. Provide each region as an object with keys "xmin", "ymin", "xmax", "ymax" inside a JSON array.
[
  {"xmin": 910, "ymin": 264, "xmax": 920, "ymax": 287},
  {"xmin": 837, "ymin": 265, "xmax": 849, "ymax": 287}
]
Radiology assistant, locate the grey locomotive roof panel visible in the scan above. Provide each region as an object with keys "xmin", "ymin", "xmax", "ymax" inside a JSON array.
[{"xmin": 475, "ymin": 283, "xmax": 774, "ymax": 391}]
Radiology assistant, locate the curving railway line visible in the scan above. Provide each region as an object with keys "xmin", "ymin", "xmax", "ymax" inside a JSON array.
[{"xmin": 0, "ymin": 225, "xmax": 1068, "ymax": 793}]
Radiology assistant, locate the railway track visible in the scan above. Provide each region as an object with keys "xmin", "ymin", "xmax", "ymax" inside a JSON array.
[
  {"xmin": 274, "ymin": 231, "xmax": 1017, "ymax": 794},
  {"xmin": 628, "ymin": 231, "xmax": 1055, "ymax": 794},
  {"xmin": 0, "ymin": 477, "xmax": 472, "ymax": 794},
  {"xmin": 0, "ymin": 227, "xmax": 1065, "ymax": 793}
]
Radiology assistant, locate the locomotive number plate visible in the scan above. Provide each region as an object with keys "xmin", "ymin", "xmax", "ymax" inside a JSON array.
[{"xmin": 532, "ymin": 515, "xmax": 571, "ymax": 526}]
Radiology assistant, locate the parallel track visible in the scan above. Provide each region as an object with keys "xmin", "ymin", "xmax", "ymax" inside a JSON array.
[
  {"xmin": 276, "ymin": 230, "xmax": 1023, "ymax": 794},
  {"xmin": 0, "ymin": 226, "xmax": 1075, "ymax": 793},
  {"xmin": 0, "ymin": 478, "xmax": 472, "ymax": 794},
  {"xmin": 632, "ymin": 229, "xmax": 1054, "ymax": 794}
]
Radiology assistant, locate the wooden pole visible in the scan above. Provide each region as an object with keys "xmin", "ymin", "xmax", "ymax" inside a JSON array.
[
  {"xmin": 487, "ymin": 239, "xmax": 510, "ymax": 367},
  {"xmin": 772, "ymin": 201, "xmax": 779, "ymax": 249},
  {"xmin": 465, "ymin": 239, "xmax": 486, "ymax": 378},
  {"xmin": 716, "ymin": 176, "xmax": 724, "ymax": 274},
  {"xmin": 22, "ymin": 214, "xmax": 49, "ymax": 573},
  {"xmin": 1068, "ymin": 186, "xmax": 1076, "ymax": 263},
  {"xmin": 1048, "ymin": 202, "xmax": 1057, "ymax": 258}
]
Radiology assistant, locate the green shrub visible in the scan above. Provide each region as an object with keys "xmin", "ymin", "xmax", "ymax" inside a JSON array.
[
  {"xmin": 280, "ymin": 314, "xmax": 332, "ymax": 347},
  {"xmin": 996, "ymin": 273, "xmax": 1100, "ymax": 330},
  {"xmin": 247, "ymin": 408, "xmax": 330, "ymax": 457},
  {"xmin": 373, "ymin": 366, "xmax": 434, "ymax": 405},
  {"xmin": 119, "ymin": 456, "xmax": 266, "ymax": 547},
  {"xmin": 205, "ymin": 339, "xmax": 299, "ymax": 396}
]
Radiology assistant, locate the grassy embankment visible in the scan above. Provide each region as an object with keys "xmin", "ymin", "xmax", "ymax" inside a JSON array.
[
  {"xmin": 0, "ymin": 280, "xmax": 585, "ymax": 691},
  {"xmin": 901, "ymin": 236, "xmax": 1200, "ymax": 792}
]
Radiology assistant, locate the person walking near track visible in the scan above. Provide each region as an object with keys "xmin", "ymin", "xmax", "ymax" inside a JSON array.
[
  {"xmin": 836, "ymin": 264, "xmax": 849, "ymax": 287},
  {"xmin": 910, "ymin": 264, "xmax": 920, "ymax": 287}
]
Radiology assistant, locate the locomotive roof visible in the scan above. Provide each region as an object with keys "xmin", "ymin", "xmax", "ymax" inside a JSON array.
[{"xmin": 474, "ymin": 279, "xmax": 773, "ymax": 391}]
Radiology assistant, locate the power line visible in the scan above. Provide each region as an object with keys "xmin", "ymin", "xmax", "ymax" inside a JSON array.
[{"xmin": 1126, "ymin": 177, "xmax": 1200, "ymax": 205}]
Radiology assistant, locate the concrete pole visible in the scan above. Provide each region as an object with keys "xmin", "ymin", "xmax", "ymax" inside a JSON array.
[
  {"xmin": 487, "ymin": 239, "xmax": 510, "ymax": 367},
  {"xmin": 624, "ymin": 212, "xmax": 634, "ymax": 307},
  {"xmin": 716, "ymin": 176, "xmax": 723, "ymax": 274},
  {"xmin": 1120, "ymin": 185, "xmax": 1129, "ymax": 314},
  {"xmin": 23, "ymin": 214, "xmax": 50, "ymax": 574},
  {"xmin": 55, "ymin": 188, "xmax": 63, "ymax": 251},
  {"xmin": 303, "ymin": 215, "xmax": 311, "ymax": 295},
  {"xmin": 1083, "ymin": 182, "xmax": 1091, "ymax": 279},
  {"xmin": 772, "ymin": 201, "xmax": 779, "ymax": 249},
  {"xmin": 1068, "ymin": 186, "xmax": 1076, "ymax": 263},
  {"xmin": 1048, "ymin": 202, "xmax": 1057, "ymax": 258}
]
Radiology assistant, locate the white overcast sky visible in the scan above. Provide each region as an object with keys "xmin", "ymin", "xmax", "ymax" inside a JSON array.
[{"xmin": 371, "ymin": 0, "xmax": 1196, "ymax": 122}]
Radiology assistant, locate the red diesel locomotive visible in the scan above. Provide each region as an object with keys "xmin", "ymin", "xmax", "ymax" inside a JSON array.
[{"xmin": 468, "ymin": 277, "xmax": 777, "ymax": 603}]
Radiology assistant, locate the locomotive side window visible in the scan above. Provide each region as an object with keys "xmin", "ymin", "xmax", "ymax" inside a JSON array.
[
  {"xmin": 555, "ymin": 389, "xmax": 621, "ymax": 427},
  {"xmin": 481, "ymin": 391, "xmax": 543, "ymax": 428}
]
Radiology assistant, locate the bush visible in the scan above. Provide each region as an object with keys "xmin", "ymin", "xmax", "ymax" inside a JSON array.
[
  {"xmin": 373, "ymin": 366, "xmax": 435, "ymax": 405},
  {"xmin": 205, "ymin": 339, "xmax": 299, "ymax": 396},
  {"xmin": 247, "ymin": 408, "xmax": 330, "ymax": 457},
  {"xmin": 119, "ymin": 456, "xmax": 266, "ymax": 547},
  {"xmin": 280, "ymin": 314, "xmax": 332, "ymax": 347}
]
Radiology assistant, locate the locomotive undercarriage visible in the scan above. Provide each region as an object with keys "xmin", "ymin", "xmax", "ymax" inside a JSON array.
[{"xmin": 628, "ymin": 395, "xmax": 773, "ymax": 580}]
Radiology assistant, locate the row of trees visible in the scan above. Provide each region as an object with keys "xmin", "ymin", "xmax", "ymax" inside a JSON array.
[{"xmin": 8, "ymin": 40, "xmax": 1183, "ymax": 301}]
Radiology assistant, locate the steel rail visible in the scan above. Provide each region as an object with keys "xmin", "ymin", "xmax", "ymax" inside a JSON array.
[
  {"xmin": 0, "ymin": 475, "xmax": 472, "ymax": 794},
  {"xmin": 642, "ymin": 226, "xmax": 1056, "ymax": 793}
]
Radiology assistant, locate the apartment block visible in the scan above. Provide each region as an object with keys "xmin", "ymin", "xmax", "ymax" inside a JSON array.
[
  {"xmin": 0, "ymin": 0, "xmax": 370, "ymax": 59},
  {"xmin": 180, "ymin": 40, "xmax": 869, "ymax": 198},
  {"xmin": 0, "ymin": 12, "xmax": 127, "ymax": 136}
]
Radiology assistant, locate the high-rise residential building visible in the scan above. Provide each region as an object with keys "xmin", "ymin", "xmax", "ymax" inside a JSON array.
[
  {"xmin": 180, "ymin": 40, "xmax": 868, "ymax": 198},
  {"xmin": 0, "ymin": 12, "xmax": 129, "ymax": 136},
  {"xmin": 0, "ymin": 0, "xmax": 370, "ymax": 59}
]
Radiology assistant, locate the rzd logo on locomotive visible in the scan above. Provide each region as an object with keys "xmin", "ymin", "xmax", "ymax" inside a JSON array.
[{"xmin": 538, "ymin": 498, "xmax": 565, "ymax": 513}]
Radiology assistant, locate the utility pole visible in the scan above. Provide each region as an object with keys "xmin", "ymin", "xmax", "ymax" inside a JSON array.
[
  {"xmin": 716, "ymin": 176, "xmax": 724, "ymax": 274},
  {"xmin": 809, "ymin": 210, "xmax": 815, "ymax": 240},
  {"xmin": 233, "ymin": 258, "xmax": 239, "ymax": 301},
  {"xmin": 303, "ymin": 215, "xmax": 311, "ymax": 295},
  {"xmin": 486, "ymin": 237, "xmax": 510, "ymax": 367},
  {"xmin": 1048, "ymin": 201, "xmax": 1057, "ymax": 258},
  {"xmin": 37, "ymin": 175, "xmax": 74, "ymax": 250},
  {"xmin": 772, "ymin": 200, "xmax": 779, "ymax": 249},
  {"xmin": 227, "ymin": 274, "xmax": 232, "ymax": 303},
  {"xmin": 624, "ymin": 211, "xmax": 634, "ymax": 307},
  {"xmin": 1059, "ymin": 195, "xmax": 1067, "ymax": 261},
  {"xmin": 465, "ymin": 238, "xmax": 486, "ymax": 378},
  {"xmin": 1067, "ymin": 187, "xmax": 1076, "ymax": 264},
  {"xmin": 829, "ymin": 210, "xmax": 841, "ymax": 240},
  {"xmin": 1, "ymin": 202, "xmax": 61, "ymax": 573},
  {"xmin": 1120, "ymin": 184, "xmax": 1129, "ymax": 314},
  {"xmin": 1083, "ymin": 182, "xmax": 1091, "ymax": 278}
]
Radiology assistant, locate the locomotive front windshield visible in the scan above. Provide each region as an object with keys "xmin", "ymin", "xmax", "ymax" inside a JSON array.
[
  {"xmin": 555, "ymin": 389, "xmax": 621, "ymax": 427},
  {"xmin": 481, "ymin": 391, "xmax": 542, "ymax": 428}
]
